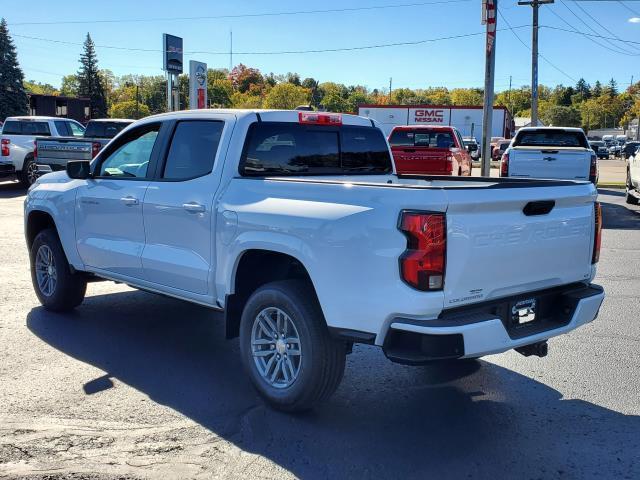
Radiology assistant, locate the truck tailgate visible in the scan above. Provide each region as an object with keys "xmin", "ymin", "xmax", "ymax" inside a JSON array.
[
  {"xmin": 391, "ymin": 146, "xmax": 451, "ymax": 174},
  {"xmin": 36, "ymin": 138, "xmax": 93, "ymax": 167},
  {"xmin": 509, "ymin": 147, "xmax": 591, "ymax": 180},
  {"xmin": 442, "ymin": 183, "xmax": 595, "ymax": 308}
]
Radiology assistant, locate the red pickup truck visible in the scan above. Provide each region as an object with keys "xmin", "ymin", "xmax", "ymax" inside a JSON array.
[{"xmin": 388, "ymin": 125, "xmax": 472, "ymax": 176}]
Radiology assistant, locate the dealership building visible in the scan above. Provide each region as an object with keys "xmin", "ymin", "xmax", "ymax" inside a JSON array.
[{"xmin": 357, "ymin": 104, "xmax": 515, "ymax": 140}]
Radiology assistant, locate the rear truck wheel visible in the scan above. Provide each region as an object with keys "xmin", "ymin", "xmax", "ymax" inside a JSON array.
[
  {"xmin": 239, "ymin": 280, "xmax": 346, "ymax": 412},
  {"xmin": 30, "ymin": 228, "xmax": 87, "ymax": 311},
  {"xmin": 19, "ymin": 156, "xmax": 38, "ymax": 187},
  {"xmin": 626, "ymin": 170, "xmax": 639, "ymax": 205}
]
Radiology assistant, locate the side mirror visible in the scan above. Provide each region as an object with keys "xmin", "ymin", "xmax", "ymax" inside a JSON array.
[{"xmin": 66, "ymin": 160, "xmax": 91, "ymax": 179}]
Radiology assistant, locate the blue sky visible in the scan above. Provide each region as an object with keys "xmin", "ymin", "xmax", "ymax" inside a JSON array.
[{"xmin": 5, "ymin": 0, "xmax": 640, "ymax": 92}]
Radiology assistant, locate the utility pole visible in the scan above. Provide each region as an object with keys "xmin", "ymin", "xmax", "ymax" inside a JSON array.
[
  {"xmin": 508, "ymin": 75, "xmax": 513, "ymax": 117},
  {"xmin": 135, "ymin": 83, "xmax": 139, "ymax": 119},
  {"xmin": 389, "ymin": 77, "xmax": 393, "ymax": 103},
  {"xmin": 481, "ymin": 0, "xmax": 497, "ymax": 177},
  {"xmin": 518, "ymin": 0, "xmax": 554, "ymax": 126}
]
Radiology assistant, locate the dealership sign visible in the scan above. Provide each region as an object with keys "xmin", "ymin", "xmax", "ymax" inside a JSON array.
[
  {"xmin": 189, "ymin": 60, "xmax": 208, "ymax": 109},
  {"xmin": 163, "ymin": 34, "xmax": 183, "ymax": 74},
  {"xmin": 409, "ymin": 108, "xmax": 450, "ymax": 125}
]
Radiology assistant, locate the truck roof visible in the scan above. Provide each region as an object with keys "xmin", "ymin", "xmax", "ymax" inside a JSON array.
[
  {"xmin": 139, "ymin": 109, "xmax": 375, "ymax": 127},
  {"xmin": 5, "ymin": 116, "xmax": 68, "ymax": 122},
  {"xmin": 517, "ymin": 126, "xmax": 585, "ymax": 133},
  {"xmin": 88, "ymin": 118, "xmax": 133, "ymax": 123},
  {"xmin": 391, "ymin": 125, "xmax": 456, "ymax": 131}
]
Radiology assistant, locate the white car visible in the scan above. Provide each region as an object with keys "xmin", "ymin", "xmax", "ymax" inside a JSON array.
[
  {"xmin": 24, "ymin": 109, "xmax": 605, "ymax": 411},
  {"xmin": 501, "ymin": 127, "xmax": 597, "ymax": 183},
  {"xmin": 1, "ymin": 116, "xmax": 85, "ymax": 186},
  {"xmin": 626, "ymin": 148, "xmax": 640, "ymax": 205}
]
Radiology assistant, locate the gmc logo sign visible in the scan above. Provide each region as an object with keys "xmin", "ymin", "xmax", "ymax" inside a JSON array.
[{"xmin": 414, "ymin": 109, "xmax": 444, "ymax": 123}]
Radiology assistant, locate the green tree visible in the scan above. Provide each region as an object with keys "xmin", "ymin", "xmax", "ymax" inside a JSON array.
[
  {"xmin": 542, "ymin": 105, "xmax": 582, "ymax": 127},
  {"xmin": 263, "ymin": 83, "xmax": 310, "ymax": 109},
  {"xmin": 24, "ymin": 80, "xmax": 59, "ymax": 96},
  {"xmin": 605, "ymin": 78, "xmax": 618, "ymax": 97},
  {"xmin": 0, "ymin": 18, "xmax": 28, "ymax": 119},
  {"xmin": 109, "ymin": 100, "xmax": 150, "ymax": 119},
  {"xmin": 319, "ymin": 82, "xmax": 349, "ymax": 112},
  {"xmin": 60, "ymin": 74, "xmax": 80, "ymax": 96},
  {"xmin": 575, "ymin": 78, "xmax": 591, "ymax": 100},
  {"xmin": 77, "ymin": 33, "xmax": 107, "ymax": 117},
  {"xmin": 592, "ymin": 81, "xmax": 603, "ymax": 98},
  {"xmin": 231, "ymin": 91, "xmax": 263, "ymax": 108},
  {"xmin": 302, "ymin": 77, "xmax": 322, "ymax": 107},
  {"xmin": 450, "ymin": 88, "xmax": 483, "ymax": 106}
]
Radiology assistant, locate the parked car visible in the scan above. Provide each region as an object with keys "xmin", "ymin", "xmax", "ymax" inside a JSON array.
[
  {"xmin": 463, "ymin": 136, "xmax": 480, "ymax": 160},
  {"xmin": 388, "ymin": 125, "xmax": 472, "ymax": 176},
  {"xmin": 609, "ymin": 144, "xmax": 622, "ymax": 158},
  {"xmin": 626, "ymin": 147, "xmax": 640, "ymax": 205},
  {"xmin": 492, "ymin": 139, "xmax": 511, "ymax": 161},
  {"xmin": 622, "ymin": 141, "xmax": 640, "ymax": 159},
  {"xmin": 35, "ymin": 118, "xmax": 134, "ymax": 174},
  {"xmin": 24, "ymin": 109, "xmax": 605, "ymax": 411},
  {"xmin": 589, "ymin": 140, "xmax": 609, "ymax": 159},
  {"xmin": 500, "ymin": 127, "xmax": 597, "ymax": 183},
  {"xmin": 0, "ymin": 116, "xmax": 85, "ymax": 186}
]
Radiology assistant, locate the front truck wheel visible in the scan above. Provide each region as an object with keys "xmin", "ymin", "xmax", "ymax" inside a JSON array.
[
  {"xmin": 239, "ymin": 280, "xmax": 346, "ymax": 412},
  {"xmin": 30, "ymin": 228, "xmax": 87, "ymax": 311}
]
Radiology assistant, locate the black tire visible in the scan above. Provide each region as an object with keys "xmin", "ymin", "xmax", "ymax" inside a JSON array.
[
  {"xmin": 239, "ymin": 280, "xmax": 346, "ymax": 412},
  {"xmin": 30, "ymin": 228, "xmax": 87, "ymax": 312},
  {"xmin": 19, "ymin": 155, "xmax": 38, "ymax": 187},
  {"xmin": 626, "ymin": 170, "xmax": 639, "ymax": 205}
]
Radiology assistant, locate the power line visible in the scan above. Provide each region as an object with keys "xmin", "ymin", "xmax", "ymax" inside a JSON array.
[
  {"xmin": 558, "ymin": 0, "xmax": 640, "ymax": 55},
  {"xmin": 498, "ymin": 9, "xmax": 577, "ymax": 82},
  {"xmin": 542, "ymin": 24, "xmax": 640, "ymax": 46},
  {"xmin": 7, "ymin": 0, "xmax": 471, "ymax": 26},
  {"xmin": 14, "ymin": 26, "xmax": 531, "ymax": 57},
  {"xmin": 616, "ymin": 0, "xmax": 640, "ymax": 17}
]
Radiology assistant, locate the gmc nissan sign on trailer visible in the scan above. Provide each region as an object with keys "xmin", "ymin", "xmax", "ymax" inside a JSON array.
[{"xmin": 358, "ymin": 104, "xmax": 514, "ymax": 139}]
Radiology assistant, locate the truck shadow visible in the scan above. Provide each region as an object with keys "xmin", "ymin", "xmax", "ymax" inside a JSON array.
[
  {"xmin": 599, "ymin": 196, "xmax": 640, "ymax": 230},
  {"xmin": 27, "ymin": 291, "xmax": 639, "ymax": 479},
  {"xmin": 0, "ymin": 180, "xmax": 26, "ymax": 199}
]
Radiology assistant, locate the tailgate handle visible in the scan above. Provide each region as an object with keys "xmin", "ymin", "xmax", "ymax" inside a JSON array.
[
  {"xmin": 541, "ymin": 150, "xmax": 559, "ymax": 154},
  {"xmin": 523, "ymin": 200, "xmax": 555, "ymax": 216}
]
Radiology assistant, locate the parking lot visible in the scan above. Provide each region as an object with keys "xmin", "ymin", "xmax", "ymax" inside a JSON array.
[{"xmin": 0, "ymin": 173, "xmax": 638, "ymax": 479}]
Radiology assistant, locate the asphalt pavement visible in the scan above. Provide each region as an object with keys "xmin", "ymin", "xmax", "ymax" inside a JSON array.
[{"xmin": 0, "ymin": 181, "xmax": 638, "ymax": 480}]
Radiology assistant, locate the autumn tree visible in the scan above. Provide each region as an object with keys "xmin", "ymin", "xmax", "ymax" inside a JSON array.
[{"xmin": 263, "ymin": 83, "xmax": 310, "ymax": 109}]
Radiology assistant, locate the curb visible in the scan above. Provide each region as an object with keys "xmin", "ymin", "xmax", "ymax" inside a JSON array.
[{"xmin": 597, "ymin": 183, "xmax": 625, "ymax": 189}]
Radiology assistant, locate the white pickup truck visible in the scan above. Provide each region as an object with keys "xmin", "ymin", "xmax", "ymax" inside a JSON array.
[
  {"xmin": 25, "ymin": 110, "xmax": 605, "ymax": 411},
  {"xmin": 500, "ymin": 127, "xmax": 598, "ymax": 183},
  {"xmin": 1, "ymin": 116, "xmax": 86, "ymax": 186},
  {"xmin": 627, "ymin": 147, "xmax": 640, "ymax": 204}
]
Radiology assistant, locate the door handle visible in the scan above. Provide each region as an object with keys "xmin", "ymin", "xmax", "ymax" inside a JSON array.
[
  {"xmin": 183, "ymin": 202, "xmax": 206, "ymax": 213},
  {"xmin": 120, "ymin": 196, "xmax": 139, "ymax": 206}
]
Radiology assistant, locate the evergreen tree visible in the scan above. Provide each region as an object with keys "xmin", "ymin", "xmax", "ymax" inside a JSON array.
[
  {"xmin": 0, "ymin": 18, "xmax": 28, "ymax": 120},
  {"xmin": 592, "ymin": 81, "xmax": 603, "ymax": 97},
  {"xmin": 77, "ymin": 33, "xmax": 107, "ymax": 118},
  {"xmin": 606, "ymin": 78, "xmax": 618, "ymax": 97},
  {"xmin": 575, "ymin": 78, "xmax": 591, "ymax": 100}
]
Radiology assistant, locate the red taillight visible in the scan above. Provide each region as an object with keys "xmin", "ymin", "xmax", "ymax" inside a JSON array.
[
  {"xmin": 1, "ymin": 139, "xmax": 9, "ymax": 157},
  {"xmin": 398, "ymin": 211, "xmax": 446, "ymax": 291},
  {"xmin": 298, "ymin": 112, "xmax": 342, "ymax": 125},
  {"xmin": 589, "ymin": 154, "xmax": 598, "ymax": 183},
  {"xmin": 500, "ymin": 152, "xmax": 509, "ymax": 177},
  {"xmin": 91, "ymin": 142, "xmax": 101, "ymax": 158},
  {"xmin": 445, "ymin": 153, "xmax": 453, "ymax": 173},
  {"xmin": 592, "ymin": 202, "xmax": 602, "ymax": 264}
]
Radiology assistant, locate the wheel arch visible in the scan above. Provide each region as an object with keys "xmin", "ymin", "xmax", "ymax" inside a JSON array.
[{"xmin": 224, "ymin": 248, "xmax": 322, "ymax": 339}]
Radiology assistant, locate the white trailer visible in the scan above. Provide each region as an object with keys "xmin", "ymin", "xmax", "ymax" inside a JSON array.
[{"xmin": 358, "ymin": 104, "xmax": 514, "ymax": 140}]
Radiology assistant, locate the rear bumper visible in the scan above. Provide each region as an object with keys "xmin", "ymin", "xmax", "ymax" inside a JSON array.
[
  {"xmin": 0, "ymin": 162, "xmax": 16, "ymax": 177},
  {"xmin": 383, "ymin": 283, "xmax": 604, "ymax": 364}
]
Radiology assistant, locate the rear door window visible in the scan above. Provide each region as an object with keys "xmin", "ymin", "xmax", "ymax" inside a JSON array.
[
  {"xmin": 163, "ymin": 120, "xmax": 224, "ymax": 180},
  {"xmin": 54, "ymin": 121, "xmax": 71, "ymax": 136},
  {"xmin": 84, "ymin": 122, "xmax": 104, "ymax": 138},
  {"xmin": 514, "ymin": 130, "xmax": 588, "ymax": 148},
  {"xmin": 240, "ymin": 122, "xmax": 392, "ymax": 176},
  {"xmin": 2, "ymin": 121, "xmax": 22, "ymax": 135}
]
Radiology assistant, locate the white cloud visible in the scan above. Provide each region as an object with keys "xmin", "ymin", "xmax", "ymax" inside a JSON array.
[{"xmin": 629, "ymin": 17, "xmax": 640, "ymax": 23}]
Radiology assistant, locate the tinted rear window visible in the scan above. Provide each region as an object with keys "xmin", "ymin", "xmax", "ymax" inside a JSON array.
[
  {"xmin": 514, "ymin": 130, "xmax": 588, "ymax": 148},
  {"xmin": 240, "ymin": 123, "xmax": 392, "ymax": 176},
  {"xmin": 86, "ymin": 121, "xmax": 130, "ymax": 139},
  {"xmin": 389, "ymin": 130, "xmax": 455, "ymax": 148},
  {"xmin": 2, "ymin": 121, "xmax": 21, "ymax": 135},
  {"xmin": 163, "ymin": 120, "xmax": 224, "ymax": 180}
]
